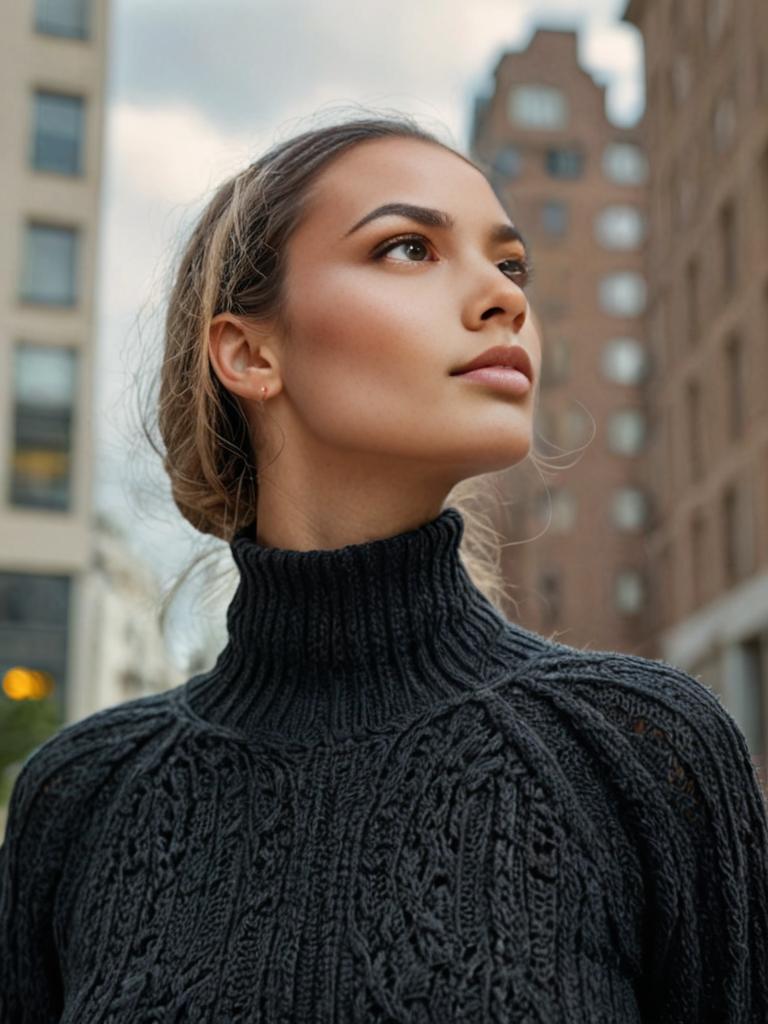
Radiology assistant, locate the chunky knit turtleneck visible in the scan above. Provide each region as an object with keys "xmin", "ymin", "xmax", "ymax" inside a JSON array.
[
  {"xmin": 183, "ymin": 506, "xmax": 544, "ymax": 744},
  {"xmin": 2, "ymin": 507, "xmax": 768, "ymax": 1023}
]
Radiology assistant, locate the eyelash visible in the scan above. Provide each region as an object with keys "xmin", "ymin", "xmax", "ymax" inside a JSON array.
[{"xmin": 371, "ymin": 233, "xmax": 535, "ymax": 289}]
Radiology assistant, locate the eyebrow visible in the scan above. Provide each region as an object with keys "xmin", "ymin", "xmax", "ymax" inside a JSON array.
[{"xmin": 343, "ymin": 201, "xmax": 528, "ymax": 251}]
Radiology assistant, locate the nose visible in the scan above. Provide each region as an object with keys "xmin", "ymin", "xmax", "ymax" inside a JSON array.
[{"xmin": 463, "ymin": 263, "xmax": 528, "ymax": 333}]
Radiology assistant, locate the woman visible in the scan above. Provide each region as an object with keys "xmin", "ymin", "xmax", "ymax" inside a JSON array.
[{"xmin": 1, "ymin": 114, "xmax": 767, "ymax": 1023}]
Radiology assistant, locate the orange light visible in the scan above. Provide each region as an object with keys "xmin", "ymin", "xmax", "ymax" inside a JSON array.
[{"xmin": 2, "ymin": 667, "xmax": 55, "ymax": 700}]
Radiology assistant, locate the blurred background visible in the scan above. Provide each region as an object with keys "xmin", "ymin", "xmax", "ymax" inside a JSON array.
[{"xmin": 1, "ymin": 0, "xmax": 767, "ymax": 827}]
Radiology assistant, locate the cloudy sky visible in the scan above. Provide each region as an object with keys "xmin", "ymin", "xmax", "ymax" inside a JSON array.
[{"xmin": 93, "ymin": 0, "xmax": 642, "ymax": 667}]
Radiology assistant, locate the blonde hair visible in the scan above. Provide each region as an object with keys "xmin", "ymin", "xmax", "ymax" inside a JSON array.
[{"xmin": 137, "ymin": 111, "xmax": 580, "ymax": 639}]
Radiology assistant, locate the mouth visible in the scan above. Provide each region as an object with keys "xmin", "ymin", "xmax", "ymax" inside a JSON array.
[{"xmin": 450, "ymin": 344, "xmax": 534, "ymax": 382}]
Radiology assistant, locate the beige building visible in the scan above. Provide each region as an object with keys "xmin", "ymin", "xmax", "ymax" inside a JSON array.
[
  {"xmin": 470, "ymin": 30, "xmax": 654, "ymax": 657},
  {"xmin": 623, "ymin": 0, "xmax": 768, "ymax": 784},
  {"xmin": 0, "ymin": 0, "xmax": 110, "ymax": 722}
]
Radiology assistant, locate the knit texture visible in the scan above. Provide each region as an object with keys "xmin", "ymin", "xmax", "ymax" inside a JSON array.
[{"xmin": 1, "ymin": 506, "xmax": 767, "ymax": 1023}]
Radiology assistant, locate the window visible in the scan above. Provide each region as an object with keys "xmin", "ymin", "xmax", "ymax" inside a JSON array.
[
  {"xmin": 724, "ymin": 332, "xmax": 745, "ymax": 441},
  {"xmin": 541, "ymin": 200, "xmax": 568, "ymax": 237},
  {"xmin": 721, "ymin": 482, "xmax": 747, "ymax": 583},
  {"xmin": 607, "ymin": 409, "xmax": 647, "ymax": 455},
  {"xmin": 615, "ymin": 569, "xmax": 646, "ymax": 614},
  {"xmin": 612, "ymin": 487, "xmax": 651, "ymax": 531},
  {"xmin": 719, "ymin": 199, "xmax": 738, "ymax": 295},
  {"xmin": 594, "ymin": 206, "xmax": 645, "ymax": 250},
  {"xmin": 35, "ymin": 0, "xmax": 90, "ymax": 38},
  {"xmin": 545, "ymin": 149, "xmax": 583, "ymax": 180},
  {"xmin": 534, "ymin": 488, "xmax": 577, "ymax": 532},
  {"xmin": 685, "ymin": 258, "xmax": 700, "ymax": 346},
  {"xmin": 690, "ymin": 509, "xmax": 707, "ymax": 604},
  {"xmin": 20, "ymin": 223, "xmax": 79, "ymax": 306},
  {"xmin": 686, "ymin": 377, "xmax": 704, "ymax": 482},
  {"xmin": 601, "ymin": 337, "xmax": 649, "ymax": 386},
  {"xmin": 32, "ymin": 91, "xmax": 84, "ymax": 175},
  {"xmin": 10, "ymin": 343, "xmax": 77, "ymax": 510},
  {"xmin": 599, "ymin": 273, "xmax": 647, "ymax": 317},
  {"xmin": 508, "ymin": 85, "xmax": 568, "ymax": 129},
  {"xmin": 492, "ymin": 144, "xmax": 522, "ymax": 179},
  {"xmin": 0, "ymin": 572, "xmax": 71, "ymax": 717},
  {"xmin": 539, "ymin": 335, "xmax": 570, "ymax": 387},
  {"xmin": 706, "ymin": 0, "xmax": 730, "ymax": 43},
  {"xmin": 538, "ymin": 568, "xmax": 562, "ymax": 624},
  {"xmin": 712, "ymin": 94, "xmax": 737, "ymax": 153},
  {"xmin": 602, "ymin": 143, "xmax": 648, "ymax": 185}
]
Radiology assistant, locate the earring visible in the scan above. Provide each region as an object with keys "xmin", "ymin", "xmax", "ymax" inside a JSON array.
[{"xmin": 260, "ymin": 385, "xmax": 269, "ymax": 400}]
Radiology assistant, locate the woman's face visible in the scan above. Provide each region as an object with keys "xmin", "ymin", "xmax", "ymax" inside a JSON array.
[{"xmin": 263, "ymin": 135, "xmax": 541, "ymax": 492}]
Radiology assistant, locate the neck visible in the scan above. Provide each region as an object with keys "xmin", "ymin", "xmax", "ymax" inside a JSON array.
[{"xmin": 181, "ymin": 507, "xmax": 546, "ymax": 746}]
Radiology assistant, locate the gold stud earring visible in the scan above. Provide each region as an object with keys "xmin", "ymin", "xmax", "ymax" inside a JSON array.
[{"xmin": 260, "ymin": 385, "xmax": 268, "ymax": 400}]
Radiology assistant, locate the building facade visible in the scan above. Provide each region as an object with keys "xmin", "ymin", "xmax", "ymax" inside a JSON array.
[
  {"xmin": 0, "ymin": 0, "xmax": 110, "ymax": 721},
  {"xmin": 623, "ymin": 0, "xmax": 768, "ymax": 784},
  {"xmin": 470, "ymin": 30, "xmax": 654, "ymax": 657}
]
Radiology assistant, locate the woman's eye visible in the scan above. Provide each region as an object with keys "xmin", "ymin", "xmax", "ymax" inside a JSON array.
[
  {"xmin": 499, "ymin": 258, "xmax": 533, "ymax": 289},
  {"xmin": 377, "ymin": 236, "xmax": 431, "ymax": 262}
]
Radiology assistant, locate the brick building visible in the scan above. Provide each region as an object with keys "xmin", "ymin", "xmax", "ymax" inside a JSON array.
[
  {"xmin": 622, "ymin": 0, "xmax": 768, "ymax": 782},
  {"xmin": 470, "ymin": 29, "xmax": 654, "ymax": 657}
]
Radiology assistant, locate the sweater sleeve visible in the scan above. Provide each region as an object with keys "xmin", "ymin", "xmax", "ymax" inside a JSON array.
[
  {"xmin": 614, "ymin": 658, "xmax": 768, "ymax": 1023},
  {"xmin": 0, "ymin": 740, "xmax": 73, "ymax": 1024}
]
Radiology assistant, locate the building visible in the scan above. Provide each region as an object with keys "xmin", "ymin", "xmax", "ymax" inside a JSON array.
[
  {"xmin": 78, "ymin": 514, "xmax": 184, "ymax": 720},
  {"xmin": 470, "ymin": 29, "xmax": 654, "ymax": 657},
  {"xmin": 622, "ymin": 0, "xmax": 768, "ymax": 783},
  {"xmin": 0, "ymin": 0, "xmax": 110, "ymax": 722}
]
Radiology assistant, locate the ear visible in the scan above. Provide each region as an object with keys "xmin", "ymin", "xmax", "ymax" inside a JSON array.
[{"xmin": 208, "ymin": 313, "xmax": 283, "ymax": 401}]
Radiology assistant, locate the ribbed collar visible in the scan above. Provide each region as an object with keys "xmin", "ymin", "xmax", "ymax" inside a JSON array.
[{"xmin": 181, "ymin": 506, "xmax": 545, "ymax": 746}]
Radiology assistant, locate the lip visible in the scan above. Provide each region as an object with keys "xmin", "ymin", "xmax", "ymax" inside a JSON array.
[{"xmin": 450, "ymin": 344, "xmax": 534, "ymax": 382}]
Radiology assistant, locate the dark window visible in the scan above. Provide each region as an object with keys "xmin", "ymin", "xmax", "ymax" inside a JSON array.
[
  {"xmin": 0, "ymin": 572, "xmax": 70, "ymax": 716},
  {"xmin": 685, "ymin": 257, "xmax": 700, "ymax": 346},
  {"xmin": 492, "ymin": 144, "xmax": 522, "ymax": 179},
  {"xmin": 719, "ymin": 199, "xmax": 738, "ymax": 295},
  {"xmin": 35, "ymin": 0, "xmax": 90, "ymax": 39},
  {"xmin": 545, "ymin": 148, "xmax": 584, "ymax": 179},
  {"xmin": 19, "ymin": 223, "xmax": 79, "ymax": 306},
  {"xmin": 32, "ymin": 91, "xmax": 84, "ymax": 175},
  {"xmin": 539, "ymin": 568, "xmax": 562, "ymax": 625},
  {"xmin": 724, "ymin": 332, "xmax": 744, "ymax": 441},
  {"xmin": 541, "ymin": 200, "xmax": 568, "ymax": 236},
  {"xmin": 686, "ymin": 377, "xmax": 703, "ymax": 482},
  {"xmin": 10, "ymin": 343, "xmax": 77, "ymax": 510}
]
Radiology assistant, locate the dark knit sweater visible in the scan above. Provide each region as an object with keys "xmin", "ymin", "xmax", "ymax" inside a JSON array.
[{"xmin": 2, "ymin": 506, "xmax": 767, "ymax": 1023}]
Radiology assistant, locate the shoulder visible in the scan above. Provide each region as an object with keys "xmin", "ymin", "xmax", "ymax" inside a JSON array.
[
  {"xmin": 2, "ymin": 689, "xmax": 182, "ymax": 848},
  {"xmin": 523, "ymin": 643, "xmax": 767, "ymax": 821}
]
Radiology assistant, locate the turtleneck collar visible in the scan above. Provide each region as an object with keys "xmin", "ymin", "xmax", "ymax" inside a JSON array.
[{"xmin": 180, "ymin": 506, "xmax": 546, "ymax": 747}]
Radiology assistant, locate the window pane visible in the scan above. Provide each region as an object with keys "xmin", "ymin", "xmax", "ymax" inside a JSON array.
[
  {"xmin": 599, "ymin": 272, "xmax": 647, "ymax": 317},
  {"xmin": 545, "ymin": 149, "xmax": 584, "ymax": 179},
  {"xmin": 35, "ymin": 0, "xmax": 90, "ymax": 38},
  {"xmin": 508, "ymin": 85, "xmax": 568, "ymax": 129},
  {"xmin": 615, "ymin": 570, "xmax": 646, "ymax": 613},
  {"xmin": 0, "ymin": 572, "xmax": 70, "ymax": 717},
  {"xmin": 32, "ymin": 91, "xmax": 84, "ymax": 175},
  {"xmin": 541, "ymin": 200, "xmax": 568, "ymax": 236},
  {"xmin": 612, "ymin": 487, "xmax": 650, "ymax": 530},
  {"xmin": 11, "ymin": 343, "xmax": 77, "ymax": 510},
  {"xmin": 595, "ymin": 205, "xmax": 646, "ymax": 249},
  {"xmin": 492, "ymin": 144, "xmax": 522, "ymax": 179},
  {"xmin": 601, "ymin": 337, "xmax": 650, "ymax": 384},
  {"xmin": 20, "ymin": 224, "xmax": 78, "ymax": 305},
  {"xmin": 607, "ymin": 409, "xmax": 647, "ymax": 454},
  {"xmin": 602, "ymin": 143, "xmax": 648, "ymax": 185}
]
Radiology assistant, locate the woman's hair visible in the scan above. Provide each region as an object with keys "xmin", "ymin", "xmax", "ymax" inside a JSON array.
[{"xmin": 139, "ymin": 109, "xmax": 582, "ymax": 638}]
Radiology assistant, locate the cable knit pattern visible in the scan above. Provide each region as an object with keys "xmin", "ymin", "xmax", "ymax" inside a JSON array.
[{"xmin": 1, "ymin": 506, "xmax": 767, "ymax": 1022}]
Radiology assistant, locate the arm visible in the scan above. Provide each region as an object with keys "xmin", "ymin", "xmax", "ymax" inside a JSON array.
[
  {"xmin": 0, "ymin": 747, "xmax": 68, "ymax": 1023},
  {"xmin": 619, "ymin": 660, "xmax": 768, "ymax": 1023}
]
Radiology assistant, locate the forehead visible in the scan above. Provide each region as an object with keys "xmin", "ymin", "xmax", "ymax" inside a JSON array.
[{"xmin": 299, "ymin": 136, "xmax": 507, "ymax": 234}]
